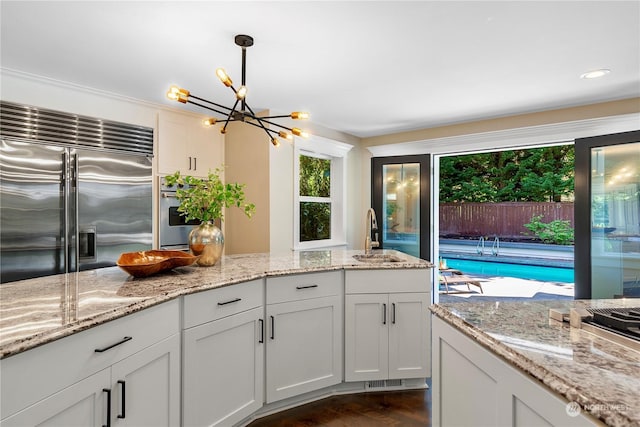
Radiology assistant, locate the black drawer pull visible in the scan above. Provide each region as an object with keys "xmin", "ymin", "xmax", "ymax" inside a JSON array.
[
  {"xmin": 95, "ymin": 336, "xmax": 132, "ymax": 353},
  {"xmin": 259, "ymin": 318, "xmax": 264, "ymax": 343},
  {"xmin": 117, "ymin": 380, "xmax": 126, "ymax": 419},
  {"xmin": 102, "ymin": 388, "xmax": 111, "ymax": 427},
  {"xmin": 270, "ymin": 315, "xmax": 275, "ymax": 340},
  {"xmin": 392, "ymin": 303, "xmax": 396, "ymax": 324},
  {"xmin": 382, "ymin": 303, "xmax": 387, "ymax": 325},
  {"xmin": 296, "ymin": 284, "xmax": 318, "ymax": 290},
  {"xmin": 217, "ymin": 297, "xmax": 242, "ymax": 306}
]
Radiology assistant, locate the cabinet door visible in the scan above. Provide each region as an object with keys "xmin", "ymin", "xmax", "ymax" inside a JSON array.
[
  {"xmin": 158, "ymin": 113, "xmax": 190, "ymax": 175},
  {"xmin": 0, "ymin": 369, "xmax": 110, "ymax": 427},
  {"xmin": 183, "ymin": 307, "xmax": 264, "ymax": 427},
  {"xmin": 388, "ymin": 293, "xmax": 430, "ymax": 380},
  {"xmin": 266, "ymin": 295, "xmax": 342, "ymax": 403},
  {"xmin": 344, "ymin": 294, "xmax": 388, "ymax": 381},
  {"xmin": 110, "ymin": 334, "xmax": 181, "ymax": 427},
  {"xmin": 187, "ymin": 123, "xmax": 223, "ymax": 176},
  {"xmin": 157, "ymin": 111, "xmax": 223, "ymax": 177}
]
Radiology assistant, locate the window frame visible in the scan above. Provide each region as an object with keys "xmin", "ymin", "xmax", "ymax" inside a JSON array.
[{"xmin": 293, "ymin": 135, "xmax": 351, "ymax": 250}]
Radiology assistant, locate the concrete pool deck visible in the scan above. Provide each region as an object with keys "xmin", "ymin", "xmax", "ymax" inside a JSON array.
[{"xmin": 438, "ymin": 275, "xmax": 574, "ymax": 302}]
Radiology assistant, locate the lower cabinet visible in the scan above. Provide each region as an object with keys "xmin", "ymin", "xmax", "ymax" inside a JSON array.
[
  {"xmin": 345, "ymin": 292, "xmax": 430, "ymax": 381},
  {"xmin": 265, "ymin": 271, "xmax": 343, "ymax": 403},
  {"xmin": 110, "ymin": 334, "xmax": 181, "ymax": 426},
  {"xmin": 431, "ymin": 316, "xmax": 599, "ymax": 427},
  {"xmin": 0, "ymin": 369, "xmax": 110, "ymax": 427},
  {"xmin": 181, "ymin": 280, "xmax": 264, "ymax": 427},
  {"xmin": 182, "ymin": 306, "xmax": 264, "ymax": 427},
  {"xmin": 344, "ymin": 269, "xmax": 431, "ymax": 382},
  {"xmin": 1, "ymin": 332, "xmax": 181, "ymax": 427}
]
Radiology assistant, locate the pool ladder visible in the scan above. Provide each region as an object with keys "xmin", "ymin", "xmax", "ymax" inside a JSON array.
[
  {"xmin": 491, "ymin": 237, "xmax": 500, "ymax": 256},
  {"xmin": 477, "ymin": 236, "xmax": 500, "ymax": 256},
  {"xmin": 476, "ymin": 237, "xmax": 485, "ymax": 255}
]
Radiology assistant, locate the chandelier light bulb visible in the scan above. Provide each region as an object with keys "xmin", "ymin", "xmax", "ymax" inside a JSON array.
[
  {"xmin": 271, "ymin": 138, "xmax": 280, "ymax": 147},
  {"xmin": 290, "ymin": 112, "xmax": 310, "ymax": 120},
  {"xmin": 167, "ymin": 86, "xmax": 189, "ymax": 103},
  {"xmin": 216, "ymin": 68, "xmax": 233, "ymax": 87},
  {"xmin": 292, "ymin": 128, "xmax": 309, "ymax": 138},
  {"xmin": 278, "ymin": 131, "xmax": 293, "ymax": 141},
  {"xmin": 203, "ymin": 118, "xmax": 217, "ymax": 126},
  {"xmin": 236, "ymin": 85, "xmax": 248, "ymax": 100}
]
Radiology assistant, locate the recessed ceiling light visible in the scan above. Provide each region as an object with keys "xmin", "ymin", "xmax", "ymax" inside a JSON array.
[{"xmin": 580, "ymin": 69, "xmax": 611, "ymax": 79}]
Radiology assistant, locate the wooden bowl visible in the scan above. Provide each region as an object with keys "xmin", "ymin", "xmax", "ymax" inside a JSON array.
[{"xmin": 117, "ymin": 250, "xmax": 199, "ymax": 278}]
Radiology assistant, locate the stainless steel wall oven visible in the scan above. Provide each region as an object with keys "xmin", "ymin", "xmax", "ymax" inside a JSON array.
[{"xmin": 158, "ymin": 178, "xmax": 199, "ymax": 250}]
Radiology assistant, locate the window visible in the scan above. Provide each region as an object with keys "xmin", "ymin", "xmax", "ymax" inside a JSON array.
[{"xmin": 294, "ymin": 136, "xmax": 352, "ymax": 249}]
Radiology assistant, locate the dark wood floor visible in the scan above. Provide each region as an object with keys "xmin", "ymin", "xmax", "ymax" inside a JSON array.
[{"xmin": 248, "ymin": 387, "xmax": 431, "ymax": 427}]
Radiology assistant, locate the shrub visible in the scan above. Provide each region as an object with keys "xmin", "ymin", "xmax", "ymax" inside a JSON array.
[{"xmin": 523, "ymin": 215, "xmax": 574, "ymax": 245}]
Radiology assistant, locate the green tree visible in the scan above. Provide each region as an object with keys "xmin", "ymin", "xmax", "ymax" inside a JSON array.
[{"xmin": 439, "ymin": 146, "xmax": 574, "ymax": 202}]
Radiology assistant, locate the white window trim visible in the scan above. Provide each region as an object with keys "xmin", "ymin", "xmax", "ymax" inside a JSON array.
[{"xmin": 293, "ymin": 135, "xmax": 352, "ymax": 250}]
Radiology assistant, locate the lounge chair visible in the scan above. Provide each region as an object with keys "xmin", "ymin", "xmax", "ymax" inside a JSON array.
[{"xmin": 439, "ymin": 269, "xmax": 484, "ymax": 294}]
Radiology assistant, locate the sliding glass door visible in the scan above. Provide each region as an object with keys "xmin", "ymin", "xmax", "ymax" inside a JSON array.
[{"xmin": 575, "ymin": 131, "xmax": 640, "ymax": 298}]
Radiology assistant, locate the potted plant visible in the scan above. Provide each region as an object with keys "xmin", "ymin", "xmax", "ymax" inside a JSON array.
[{"xmin": 163, "ymin": 168, "xmax": 255, "ymax": 266}]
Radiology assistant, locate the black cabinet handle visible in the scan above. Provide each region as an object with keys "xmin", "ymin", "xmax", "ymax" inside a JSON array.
[
  {"xmin": 296, "ymin": 284, "xmax": 318, "ymax": 290},
  {"xmin": 382, "ymin": 303, "xmax": 387, "ymax": 325},
  {"xmin": 188, "ymin": 156, "xmax": 192, "ymax": 170},
  {"xmin": 270, "ymin": 315, "xmax": 275, "ymax": 340},
  {"xmin": 102, "ymin": 388, "xmax": 111, "ymax": 427},
  {"xmin": 258, "ymin": 318, "xmax": 264, "ymax": 343},
  {"xmin": 194, "ymin": 157, "xmax": 197, "ymax": 170},
  {"xmin": 217, "ymin": 298, "xmax": 241, "ymax": 306},
  {"xmin": 117, "ymin": 380, "xmax": 126, "ymax": 419},
  {"xmin": 392, "ymin": 303, "xmax": 396, "ymax": 324},
  {"xmin": 95, "ymin": 336, "xmax": 132, "ymax": 353}
]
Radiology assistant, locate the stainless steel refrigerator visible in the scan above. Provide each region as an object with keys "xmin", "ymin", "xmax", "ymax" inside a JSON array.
[{"xmin": 0, "ymin": 101, "xmax": 153, "ymax": 283}]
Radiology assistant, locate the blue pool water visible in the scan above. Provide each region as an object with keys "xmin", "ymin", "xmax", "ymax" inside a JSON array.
[{"xmin": 444, "ymin": 259, "xmax": 574, "ymax": 283}]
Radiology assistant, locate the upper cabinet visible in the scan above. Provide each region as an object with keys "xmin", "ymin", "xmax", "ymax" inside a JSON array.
[{"xmin": 157, "ymin": 111, "xmax": 223, "ymax": 178}]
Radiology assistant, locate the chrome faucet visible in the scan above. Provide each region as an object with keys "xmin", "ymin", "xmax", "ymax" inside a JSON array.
[{"xmin": 364, "ymin": 208, "xmax": 380, "ymax": 255}]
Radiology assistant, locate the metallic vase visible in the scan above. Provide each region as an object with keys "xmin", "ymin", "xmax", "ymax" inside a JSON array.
[{"xmin": 189, "ymin": 222, "xmax": 224, "ymax": 266}]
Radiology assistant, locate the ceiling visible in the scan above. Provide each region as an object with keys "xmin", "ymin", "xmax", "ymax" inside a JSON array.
[{"xmin": 1, "ymin": 1, "xmax": 639, "ymax": 139}]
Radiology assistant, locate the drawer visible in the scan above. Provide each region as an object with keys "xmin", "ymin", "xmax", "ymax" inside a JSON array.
[
  {"xmin": 1, "ymin": 299, "xmax": 179, "ymax": 419},
  {"xmin": 267, "ymin": 270, "xmax": 343, "ymax": 305},
  {"xmin": 345, "ymin": 269, "xmax": 429, "ymax": 294},
  {"xmin": 183, "ymin": 279, "xmax": 263, "ymax": 329}
]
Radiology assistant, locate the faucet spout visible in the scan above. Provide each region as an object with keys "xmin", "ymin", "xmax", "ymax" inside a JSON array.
[{"xmin": 364, "ymin": 208, "xmax": 380, "ymax": 255}]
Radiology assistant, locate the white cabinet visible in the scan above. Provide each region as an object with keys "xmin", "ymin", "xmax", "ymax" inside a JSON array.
[
  {"xmin": 0, "ymin": 369, "xmax": 110, "ymax": 427},
  {"xmin": 0, "ymin": 300, "xmax": 180, "ymax": 427},
  {"xmin": 182, "ymin": 280, "xmax": 264, "ymax": 427},
  {"xmin": 344, "ymin": 269, "xmax": 430, "ymax": 382},
  {"xmin": 110, "ymin": 334, "xmax": 181, "ymax": 426},
  {"xmin": 431, "ymin": 315, "xmax": 598, "ymax": 427},
  {"xmin": 265, "ymin": 271, "xmax": 343, "ymax": 403},
  {"xmin": 158, "ymin": 110, "xmax": 223, "ymax": 177}
]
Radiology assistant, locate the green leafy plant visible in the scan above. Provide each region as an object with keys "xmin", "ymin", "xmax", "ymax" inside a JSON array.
[
  {"xmin": 523, "ymin": 215, "xmax": 574, "ymax": 245},
  {"xmin": 163, "ymin": 168, "xmax": 255, "ymax": 224}
]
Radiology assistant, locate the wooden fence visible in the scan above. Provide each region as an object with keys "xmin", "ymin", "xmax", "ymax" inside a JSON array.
[{"xmin": 439, "ymin": 202, "xmax": 574, "ymax": 239}]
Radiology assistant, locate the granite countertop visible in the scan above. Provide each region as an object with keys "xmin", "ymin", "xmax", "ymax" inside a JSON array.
[
  {"xmin": 0, "ymin": 249, "xmax": 431, "ymax": 359},
  {"xmin": 431, "ymin": 299, "xmax": 640, "ymax": 427}
]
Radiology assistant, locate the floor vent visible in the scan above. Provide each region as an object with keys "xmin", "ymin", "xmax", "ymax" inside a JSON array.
[{"xmin": 365, "ymin": 379, "xmax": 404, "ymax": 390}]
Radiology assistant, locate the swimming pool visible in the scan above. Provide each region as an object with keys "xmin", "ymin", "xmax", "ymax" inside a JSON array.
[{"xmin": 443, "ymin": 258, "xmax": 574, "ymax": 283}]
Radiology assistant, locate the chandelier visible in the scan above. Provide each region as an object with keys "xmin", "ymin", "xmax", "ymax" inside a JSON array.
[{"xmin": 166, "ymin": 34, "xmax": 310, "ymax": 147}]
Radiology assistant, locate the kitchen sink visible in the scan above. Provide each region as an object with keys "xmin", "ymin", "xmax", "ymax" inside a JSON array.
[{"xmin": 352, "ymin": 254, "xmax": 404, "ymax": 263}]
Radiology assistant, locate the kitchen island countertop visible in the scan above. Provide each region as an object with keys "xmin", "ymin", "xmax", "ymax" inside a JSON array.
[
  {"xmin": 0, "ymin": 249, "xmax": 431, "ymax": 359},
  {"xmin": 431, "ymin": 300, "xmax": 640, "ymax": 427}
]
